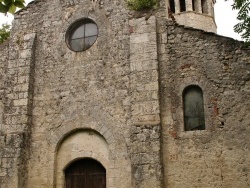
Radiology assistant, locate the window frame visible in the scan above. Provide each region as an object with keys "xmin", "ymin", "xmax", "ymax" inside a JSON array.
[
  {"xmin": 182, "ymin": 85, "xmax": 206, "ymax": 131},
  {"xmin": 65, "ymin": 18, "xmax": 99, "ymax": 52}
]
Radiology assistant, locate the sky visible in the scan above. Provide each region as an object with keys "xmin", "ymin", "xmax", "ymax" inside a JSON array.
[{"xmin": 0, "ymin": 0, "xmax": 242, "ymax": 41}]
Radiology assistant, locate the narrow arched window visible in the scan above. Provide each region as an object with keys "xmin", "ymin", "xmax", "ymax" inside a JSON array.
[
  {"xmin": 201, "ymin": 0, "xmax": 208, "ymax": 13},
  {"xmin": 192, "ymin": 0, "xmax": 197, "ymax": 11},
  {"xmin": 169, "ymin": 0, "xmax": 175, "ymax": 13},
  {"xmin": 183, "ymin": 86, "xmax": 205, "ymax": 131},
  {"xmin": 180, "ymin": 0, "xmax": 186, "ymax": 12}
]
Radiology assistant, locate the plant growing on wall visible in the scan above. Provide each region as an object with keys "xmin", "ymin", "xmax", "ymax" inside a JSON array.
[
  {"xmin": 0, "ymin": 23, "xmax": 10, "ymax": 44},
  {"xmin": 127, "ymin": 0, "xmax": 158, "ymax": 11},
  {"xmin": 0, "ymin": 0, "xmax": 25, "ymax": 14},
  {"xmin": 232, "ymin": 0, "xmax": 250, "ymax": 44}
]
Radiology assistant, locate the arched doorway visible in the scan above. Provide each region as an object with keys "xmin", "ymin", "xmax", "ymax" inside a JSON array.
[{"xmin": 65, "ymin": 158, "xmax": 106, "ymax": 188}]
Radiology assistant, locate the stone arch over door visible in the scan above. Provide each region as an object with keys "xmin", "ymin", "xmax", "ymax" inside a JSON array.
[
  {"xmin": 54, "ymin": 129, "xmax": 110, "ymax": 188},
  {"xmin": 46, "ymin": 115, "xmax": 132, "ymax": 188}
]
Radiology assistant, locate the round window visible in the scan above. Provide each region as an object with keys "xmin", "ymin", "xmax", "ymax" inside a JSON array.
[{"xmin": 66, "ymin": 18, "xmax": 98, "ymax": 52}]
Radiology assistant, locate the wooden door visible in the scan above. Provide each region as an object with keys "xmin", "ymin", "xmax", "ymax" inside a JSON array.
[{"xmin": 65, "ymin": 158, "xmax": 106, "ymax": 188}]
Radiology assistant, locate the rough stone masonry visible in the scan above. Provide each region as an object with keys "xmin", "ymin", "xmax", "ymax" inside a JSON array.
[{"xmin": 0, "ymin": 0, "xmax": 249, "ymax": 187}]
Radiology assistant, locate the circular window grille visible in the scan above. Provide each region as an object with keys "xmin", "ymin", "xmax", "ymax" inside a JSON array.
[{"xmin": 66, "ymin": 18, "xmax": 98, "ymax": 52}]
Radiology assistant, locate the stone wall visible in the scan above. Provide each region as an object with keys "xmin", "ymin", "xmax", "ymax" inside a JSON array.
[
  {"xmin": 129, "ymin": 16, "xmax": 162, "ymax": 188},
  {"xmin": 157, "ymin": 17, "xmax": 250, "ymax": 188},
  {"xmin": 0, "ymin": 0, "xmax": 163, "ymax": 187},
  {"xmin": 0, "ymin": 0, "xmax": 249, "ymax": 187},
  {"xmin": 174, "ymin": 12, "xmax": 216, "ymax": 33},
  {"xmin": 130, "ymin": 124, "xmax": 162, "ymax": 188},
  {"xmin": 0, "ymin": 25, "xmax": 36, "ymax": 187},
  {"xmin": 0, "ymin": 41, "xmax": 8, "ymax": 100},
  {"xmin": 168, "ymin": 0, "xmax": 217, "ymax": 32},
  {"xmin": 0, "ymin": 41, "xmax": 8, "ymax": 187},
  {"xmin": 19, "ymin": 0, "xmax": 133, "ymax": 187}
]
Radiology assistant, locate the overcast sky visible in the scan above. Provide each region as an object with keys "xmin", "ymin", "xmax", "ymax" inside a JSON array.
[{"xmin": 0, "ymin": 0, "xmax": 242, "ymax": 41}]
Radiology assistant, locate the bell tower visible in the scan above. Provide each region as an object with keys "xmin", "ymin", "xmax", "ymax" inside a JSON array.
[{"xmin": 168, "ymin": 0, "xmax": 217, "ymax": 33}]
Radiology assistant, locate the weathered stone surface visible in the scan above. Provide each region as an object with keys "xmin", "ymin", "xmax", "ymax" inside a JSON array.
[
  {"xmin": 0, "ymin": 0, "xmax": 249, "ymax": 188},
  {"xmin": 158, "ymin": 17, "xmax": 250, "ymax": 188},
  {"xmin": 130, "ymin": 124, "xmax": 162, "ymax": 188}
]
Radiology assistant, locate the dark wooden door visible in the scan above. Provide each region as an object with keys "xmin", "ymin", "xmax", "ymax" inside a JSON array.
[{"xmin": 65, "ymin": 158, "xmax": 106, "ymax": 188}]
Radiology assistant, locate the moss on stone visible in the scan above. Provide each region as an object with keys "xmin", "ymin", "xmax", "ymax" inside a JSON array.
[{"xmin": 127, "ymin": 0, "xmax": 158, "ymax": 11}]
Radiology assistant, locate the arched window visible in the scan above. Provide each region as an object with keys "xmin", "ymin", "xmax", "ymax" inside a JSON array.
[
  {"xmin": 180, "ymin": 0, "xmax": 186, "ymax": 12},
  {"xmin": 169, "ymin": 0, "xmax": 175, "ymax": 13},
  {"xmin": 183, "ymin": 85, "xmax": 205, "ymax": 131},
  {"xmin": 65, "ymin": 158, "xmax": 106, "ymax": 188},
  {"xmin": 192, "ymin": 0, "xmax": 198, "ymax": 11},
  {"xmin": 201, "ymin": 0, "xmax": 208, "ymax": 13}
]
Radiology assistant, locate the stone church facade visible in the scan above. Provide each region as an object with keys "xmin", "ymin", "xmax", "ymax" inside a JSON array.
[{"xmin": 0, "ymin": 0, "xmax": 249, "ymax": 187}]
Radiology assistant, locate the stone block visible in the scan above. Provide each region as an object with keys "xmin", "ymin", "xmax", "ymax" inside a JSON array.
[
  {"xmin": 19, "ymin": 49, "xmax": 32, "ymax": 59},
  {"xmin": 13, "ymin": 99, "xmax": 28, "ymax": 106}
]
